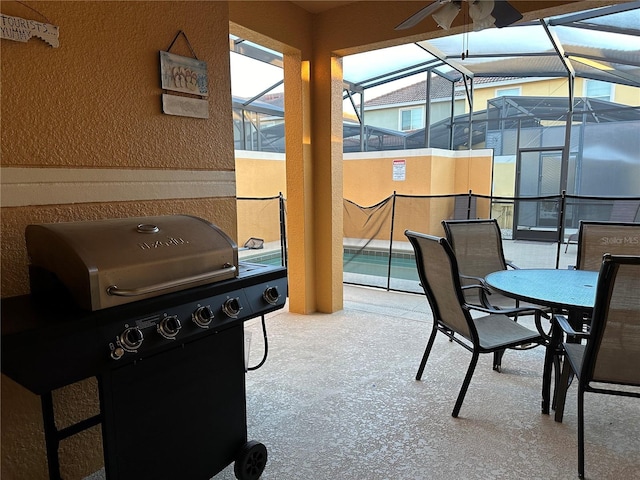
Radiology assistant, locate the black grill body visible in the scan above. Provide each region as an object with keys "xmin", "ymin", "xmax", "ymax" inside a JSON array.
[
  {"xmin": 2, "ymin": 262, "xmax": 287, "ymax": 480},
  {"xmin": 101, "ymin": 325, "xmax": 247, "ymax": 480}
]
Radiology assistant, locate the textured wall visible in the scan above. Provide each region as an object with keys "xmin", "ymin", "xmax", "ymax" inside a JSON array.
[
  {"xmin": 1, "ymin": 1, "xmax": 234, "ymax": 170},
  {"xmin": 1, "ymin": 2, "xmax": 235, "ymax": 478}
]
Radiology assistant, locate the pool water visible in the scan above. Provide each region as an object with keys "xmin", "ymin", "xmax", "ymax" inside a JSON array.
[
  {"xmin": 241, "ymin": 250, "xmax": 419, "ymax": 281},
  {"xmin": 344, "ymin": 254, "xmax": 419, "ymax": 281}
]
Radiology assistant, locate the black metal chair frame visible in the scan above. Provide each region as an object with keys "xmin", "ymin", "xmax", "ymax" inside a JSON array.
[
  {"xmin": 442, "ymin": 218, "xmax": 546, "ymax": 371},
  {"xmin": 405, "ymin": 230, "xmax": 551, "ymax": 418},
  {"xmin": 553, "ymin": 254, "xmax": 640, "ymax": 479}
]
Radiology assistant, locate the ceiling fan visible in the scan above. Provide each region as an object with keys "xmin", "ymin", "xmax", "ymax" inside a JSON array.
[{"xmin": 395, "ymin": 0, "xmax": 523, "ymax": 32}]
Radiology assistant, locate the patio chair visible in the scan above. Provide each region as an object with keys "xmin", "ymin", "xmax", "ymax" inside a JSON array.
[
  {"xmin": 405, "ymin": 230, "xmax": 549, "ymax": 418},
  {"xmin": 558, "ymin": 222, "xmax": 639, "ymax": 409},
  {"xmin": 575, "ymin": 221, "xmax": 640, "ymax": 271},
  {"xmin": 568, "ymin": 221, "xmax": 639, "ymax": 327},
  {"xmin": 442, "ymin": 219, "xmax": 546, "ymax": 371},
  {"xmin": 564, "ymin": 200, "xmax": 640, "ymax": 253},
  {"xmin": 552, "ymin": 254, "xmax": 640, "ymax": 479},
  {"xmin": 442, "ymin": 219, "xmax": 521, "ymax": 310}
]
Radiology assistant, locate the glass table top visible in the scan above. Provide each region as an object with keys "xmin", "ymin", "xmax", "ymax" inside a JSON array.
[{"xmin": 485, "ymin": 269, "xmax": 598, "ymax": 311}]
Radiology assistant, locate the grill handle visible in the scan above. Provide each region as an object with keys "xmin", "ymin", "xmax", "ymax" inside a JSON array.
[{"xmin": 106, "ymin": 265, "xmax": 237, "ymax": 297}]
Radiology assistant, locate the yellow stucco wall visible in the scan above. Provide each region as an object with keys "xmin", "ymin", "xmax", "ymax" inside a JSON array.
[
  {"xmin": 343, "ymin": 149, "xmax": 492, "ymax": 206},
  {"xmin": 493, "ymin": 161, "xmax": 517, "ymax": 197},
  {"xmin": 342, "ymin": 148, "xmax": 493, "ymax": 239},
  {"xmin": 235, "ymin": 147, "xmax": 493, "ymax": 243},
  {"xmin": 235, "ymin": 152, "xmax": 287, "ymax": 198},
  {"xmin": 235, "ymin": 151, "xmax": 287, "ymax": 244},
  {"xmin": 2, "ymin": 2, "xmax": 234, "ymax": 172},
  {"xmin": 1, "ymin": 2, "xmax": 234, "ymax": 478},
  {"xmin": 612, "ymin": 83, "xmax": 640, "ymax": 105}
]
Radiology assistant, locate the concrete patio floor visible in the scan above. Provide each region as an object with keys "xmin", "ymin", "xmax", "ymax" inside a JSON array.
[{"xmin": 209, "ymin": 281, "xmax": 640, "ymax": 480}]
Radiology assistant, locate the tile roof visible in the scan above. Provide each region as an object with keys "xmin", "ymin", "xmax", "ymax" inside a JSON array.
[{"xmin": 364, "ymin": 76, "xmax": 521, "ymax": 107}]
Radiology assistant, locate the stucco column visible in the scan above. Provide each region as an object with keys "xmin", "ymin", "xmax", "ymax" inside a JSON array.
[
  {"xmin": 283, "ymin": 50, "xmax": 344, "ymax": 314},
  {"xmin": 311, "ymin": 53, "xmax": 344, "ymax": 313},
  {"xmin": 283, "ymin": 54, "xmax": 317, "ymax": 313}
]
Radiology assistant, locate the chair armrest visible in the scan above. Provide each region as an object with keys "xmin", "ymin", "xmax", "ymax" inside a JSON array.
[
  {"xmin": 459, "ymin": 273, "xmax": 487, "ymax": 285},
  {"xmin": 554, "ymin": 315, "xmax": 590, "ymax": 338},
  {"xmin": 461, "ymin": 280, "xmax": 501, "ymax": 310},
  {"xmin": 464, "ymin": 303, "xmax": 552, "ymax": 340},
  {"xmin": 461, "ymin": 283, "xmax": 488, "ymax": 293},
  {"xmin": 464, "ymin": 303, "xmax": 549, "ymax": 319},
  {"xmin": 459, "ymin": 275, "xmax": 495, "ymax": 308},
  {"xmin": 506, "ymin": 261, "xmax": 519, "ymax": 269}
]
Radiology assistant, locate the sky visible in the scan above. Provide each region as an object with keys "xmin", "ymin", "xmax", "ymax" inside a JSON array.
[{"xmin": 230, "ymin": 44, "xmax": 428, "ymax": 102}]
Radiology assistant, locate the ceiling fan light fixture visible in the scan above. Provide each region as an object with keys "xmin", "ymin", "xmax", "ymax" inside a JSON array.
[
  {"xmin": 432, "ymin": 2, "xmax": 461, "ymax": 30},
  {"xmin": 469, "ymin": 0, "xmax": 496, "ymax": 31},
  {"xmin": 395, "ymin": 0, "xmax": 521, "ymax": 32}
]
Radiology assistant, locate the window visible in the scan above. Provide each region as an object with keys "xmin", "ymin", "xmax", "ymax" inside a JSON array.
[
  {"xmin": 584, "ymin": 79, "xmax": 613, "ymax": 101},
  {"xmin": 496, "ymin": 87, "xmax": 521, "ymax": 97},
  {"xmin": 399, "ymin": 107, "xmax": 423, "ymax": 131}
]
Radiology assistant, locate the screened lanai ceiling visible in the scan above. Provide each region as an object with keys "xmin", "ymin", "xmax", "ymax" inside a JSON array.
[
  {"xmin": 342, "ymin": 1, "xmax": 640, "ymax": 90},
  {"xmin": 230, "ymin": 2, "xmax": 640, "ymax": 104}
]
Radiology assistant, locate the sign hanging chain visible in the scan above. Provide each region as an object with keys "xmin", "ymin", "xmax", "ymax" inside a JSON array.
[
  {"xmin": 166, "ymin": 30, "xmax": 199, "ymax": 60},
  {"xmin": 16, "ymin": 1, "xmax": 52, "ymax": 23}
]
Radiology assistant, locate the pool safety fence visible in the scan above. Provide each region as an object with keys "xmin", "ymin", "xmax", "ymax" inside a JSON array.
[{"xmin": 237, "ymin": 192, "xmax": 640, "ymax": 292}]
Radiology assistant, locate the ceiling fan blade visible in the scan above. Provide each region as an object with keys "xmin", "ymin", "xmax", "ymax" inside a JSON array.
[
  {"xmin": 492, "ymin": 0, "xmax": 523, "ymax": 28},
  {"xmin": 395, "ymin": 0, "xmax": 451, "ymax": 30}
]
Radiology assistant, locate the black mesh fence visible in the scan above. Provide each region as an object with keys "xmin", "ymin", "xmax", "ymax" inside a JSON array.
[
  {"xmin": 236, "ymin": 194, "xmax": 287, "ymax": 267},
  {"xmin": 237, "ymin": 192, "xmax": 640, "ymax": 293}
]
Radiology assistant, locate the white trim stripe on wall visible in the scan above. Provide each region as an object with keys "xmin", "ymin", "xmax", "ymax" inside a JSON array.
[{"xmin": 1, "ymin": 168, "xmax": 236, "ymax": 207}]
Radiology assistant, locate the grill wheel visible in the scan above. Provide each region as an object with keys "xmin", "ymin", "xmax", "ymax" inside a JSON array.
[{"xmin": 234, "ymin": 440, "xmax": 268, "ymax": 480}]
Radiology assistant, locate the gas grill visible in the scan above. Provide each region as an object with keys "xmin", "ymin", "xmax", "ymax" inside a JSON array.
[{"xmin": 1, "ymin": 215, "xmax": 288, "ymax": 480}]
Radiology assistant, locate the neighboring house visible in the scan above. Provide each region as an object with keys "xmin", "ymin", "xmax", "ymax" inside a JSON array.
[
  {"xmin": 360, "ymin": 76, "xmax": 635, "ymax": 134},
  {"xmin": 360, "ymin": 75, "xmax": 466, "ymax": 132}
]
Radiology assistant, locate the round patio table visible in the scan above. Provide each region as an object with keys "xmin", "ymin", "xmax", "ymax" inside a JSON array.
[
  {"xmin": 485, "ymin": 268, "xmax": 597, "ymax": 312},
  {"xmin": 485, "ymin": 268, "xmax": 598, "ymax": 415}
]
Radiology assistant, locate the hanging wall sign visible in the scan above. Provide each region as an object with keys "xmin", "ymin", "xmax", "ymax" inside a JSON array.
[
  {"xmin": 161, "ymin": 94, "xmax": 209, "ymax": 119},
  {"xmin": 160, "ymin": 31, "xmax": 209, "ymax": 119},
  {"xmin": 160, "ymin": 51, "xmax": 208, "ymax": 97},
  {"xmin": 0, "ymin": 14, "xmax": 59, "ymax": 47}
]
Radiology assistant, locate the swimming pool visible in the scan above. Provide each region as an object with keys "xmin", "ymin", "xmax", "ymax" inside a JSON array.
[{"xmin": 240, "ymin": 249, "xmax": 420, "ymax": 282}]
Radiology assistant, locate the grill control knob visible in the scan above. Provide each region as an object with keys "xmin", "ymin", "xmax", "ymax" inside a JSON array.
[
  {"xmin": 119, "ymin": 326, "xmax": 143, "ymax": 352},
  {"xmin": 222, "ymin": 297, "xmax": 242, "ymax": 318},
  {"xmin": 263, "ymin": 286, "xmax": 280, "ymax": 305},
  {"xmin": 192, "ymin": 305, "xmax": 214, "ymax": 328},
  {"xmin": 157, "ymin": 315, "xmax": 182, "ymax": 339},
  {"xmin": 110, "ymin": 346, "xmax": 125, "ymax": 360}
]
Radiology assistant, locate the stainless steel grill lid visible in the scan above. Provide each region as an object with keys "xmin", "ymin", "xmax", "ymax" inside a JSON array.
[{"xmin": 26, "ymin": 215, "xmax": 238, "ymax": 311}]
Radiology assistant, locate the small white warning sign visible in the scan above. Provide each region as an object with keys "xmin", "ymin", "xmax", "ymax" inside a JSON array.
[{"xmin": 393, "ymin": 159, "xmax": 406, "ymax": 181}]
